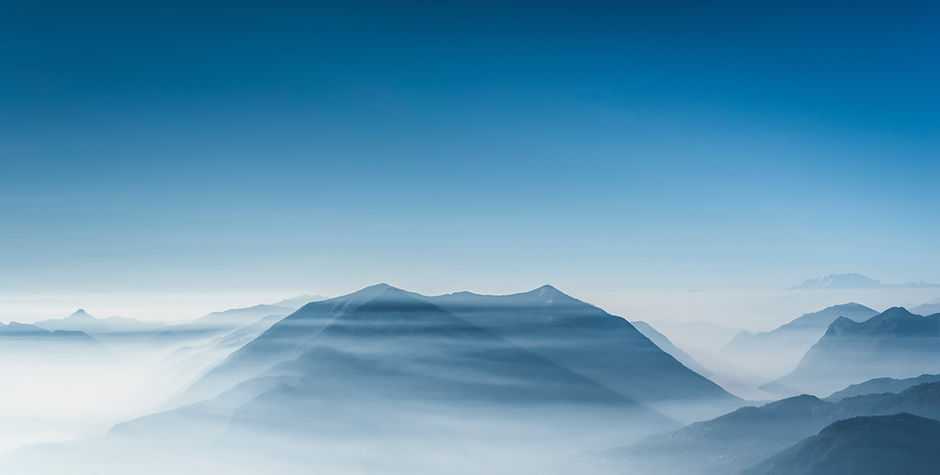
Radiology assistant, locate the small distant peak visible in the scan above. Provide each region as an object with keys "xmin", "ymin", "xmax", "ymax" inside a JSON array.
[
  {"xmin": 69, "ymin": 309, "xmax": 94, "ymax": 319},
  {"xmin": 526, "ymin": 284, "xmax": 579, "ymax": 303}
]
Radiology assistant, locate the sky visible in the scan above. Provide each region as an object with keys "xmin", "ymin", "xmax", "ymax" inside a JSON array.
[{"xmin": 1, "ymin": 1, "xmax": 939, "ymax": 321}]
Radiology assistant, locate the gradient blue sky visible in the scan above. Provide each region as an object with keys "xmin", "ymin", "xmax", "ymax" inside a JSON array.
[{"xmin": 1, "ymin": 1, "xmax": 938, "ymax": 304}]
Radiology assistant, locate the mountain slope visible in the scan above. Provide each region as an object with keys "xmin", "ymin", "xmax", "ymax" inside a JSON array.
[
  {"xmin": 119, "ymin": 285, "xmax": 677, "ymax": 449},
  {"xmin": 721, "ymin": 303, "xmax": 877, "ymax": 376},
  {"xmin": 602, "ymin": 381, "xmax": 940, "ymax": 475},
  {"xmin": 632, "ymin": 321, "xmax": 711, "ymax": 377},
  {"xmin": 743, "ymin": 413, "xmax": 940, "ymax": 475},
  {"xmin": 428, "ymin": 285, "xmax": 738, "ymax": 421},
  {"xmin": 768, "ymin": 307, "xmax": 940, "ymax": 395},
  {"xmin": 827, "ymin": 373, "xmax": 940, "ymax": 401},
  {"xmin": 180, "ymin": 284, "xmax": 739, "ymax": 421}
]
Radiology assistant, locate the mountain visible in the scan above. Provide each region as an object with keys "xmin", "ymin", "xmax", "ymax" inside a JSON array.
[
  {"xmin": 0, "ymin": 321, "xmax": 100, "ymax": 347},
  {"xmin": 118, "ymin": 285, "xmax": 682, "ymax": 449},
  {"xmin": 632, "ymin": 321, "xmax": 712, "ymax": 377},
  {"xmin": 789, "ymin": 273, "xmax": 884, "ymax": 290},
  {"xmin": 911, "ymin": 297, "xmax": 940, "ymax": 316},
  {"xmin": 34, "ymin": 309, "xmax": 166, "ymax": 334},
  {"xmin": 789, "ymin": 273, "xmax": 939, "ymax": 290},
  {"xmin": 721, "ymin": 303, "xmax": 878, "ymax": 377},
  {"xmin": 743, "ymin": 413, "xmax": 940, "ymax": 475},
  {"xmin": 767, "ymin": 307, "xmax": 940, "ymax": 395},
  {"xmin": 181, "ymin": 284, "xmax": 739, "ymax": 422},
  {"xmin": 827, "ymin": 373, "xmax": 940, "ymax": 402},
  {"xmin": 188, "ymin": 304, "xmax": 295, "ymax": 330},
  {"xmin": 641, "ymin": 319, "xmax": 742, "ymax": 354},
  {"xmin": 271, "ymin": 294, "xmax": 325, "ymax": 308},
  {"xmin": 601, "ymin": 381, "xmax": 940, "ymax": 475}
]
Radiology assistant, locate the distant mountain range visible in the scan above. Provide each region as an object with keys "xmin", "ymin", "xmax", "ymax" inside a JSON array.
[
  {"xmin": 34, "ymin": 309, "xmax": 165, "ymax": 334},
  {"xmin": 911, "ymin": 297, "xmax": 940, "ymax": 316},
  {"xmin": 826, "ymin": 373, "xmax": 940, "ymax": 402},
  {"xmin": 789, "ymin": 273, "xmax": 939, "ymax": 290},
  {"xmin": 721, "ymin": 303, "xmax": 878, "ymax": 376},
  {"xmin": 602, "ymin": 380, "xmax": 940, "ymax": 474},
  {"xmin": 767, "ymin": 307, "xmax": 940, "ymax": 395},
  {"xmin": 18, "ymin": 295, "xmax": 324, "ymax": 346},
  {"xmin": 743, "ymin": 413, "xmax": 940, "ymax": 475},
  {"xmin": 0, "ymin": 321, "xmax": 99, "ymax": 346}
]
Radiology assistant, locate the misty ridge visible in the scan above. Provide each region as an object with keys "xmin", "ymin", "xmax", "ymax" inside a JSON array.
[{"xmin": 1, "ymin": 282, "xmax": 939, "ymax": 474}]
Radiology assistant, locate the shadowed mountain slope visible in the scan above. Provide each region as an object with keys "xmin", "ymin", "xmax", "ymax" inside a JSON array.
[
  {"xmin": 743, "ymin": 413, "xmax": 940, "ymax": 475},
  {"xmin": 602, "ymin": 381, "xmax": 940, "ymax": 475},
  {"xmin": 632, "ymin": 321, "xmax": 711, "ymax": 377},
  {"xmin": 181, "ymin": 284, "xmax": 738, "ymax": 421}
]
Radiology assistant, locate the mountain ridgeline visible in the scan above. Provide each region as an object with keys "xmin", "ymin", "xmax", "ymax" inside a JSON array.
[
  {"xmin": 721, "ymin": 303, "xmax": 877, "ymax": 377},
  {"xmin": 768, "ymin": 307, "xmax": 940, "ymax": 395},
  {"xmin": 179, "ymin": 284, "xmax": 739, "ymax": 422}
]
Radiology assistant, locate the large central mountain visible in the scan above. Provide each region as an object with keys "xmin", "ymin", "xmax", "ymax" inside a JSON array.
[
  {"xmin": 179, "ymin": 284, "xmax": 738, "ymax": 422},
  {"xmin": 768, "ymin": 307, "xmax": 940, "ymax": 395}
]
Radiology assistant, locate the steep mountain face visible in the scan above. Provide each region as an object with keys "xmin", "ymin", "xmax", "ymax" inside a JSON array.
[
  {"xmin": 721, "ymin": 303, "xmax": 877, "ymax": 377},
  {"xmin": 181, "ymin": 284, "xmax": 738, "ymax": 421},
  {"xmin": 632, "ymin": 321, "xmax": 711, "ymax": 377},
  {"xmin": 827, "ymin": 373, "xmax": 940, "ymax": 401},
  {"xmin": 601, "ymin": 381, "xmax": 940, "ymax": 475},
  {"xmin": 743, "ymin": 413, "xmax": 940, "ymax": 475},
  {"xmin": 768, "ymin": 307, "xmax": 940, "ymax": 395}
]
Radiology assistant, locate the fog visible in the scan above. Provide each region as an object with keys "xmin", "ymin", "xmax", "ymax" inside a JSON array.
[{"xmin": 2, "ymin": 285, "xmax": 939, "ymax": 474}]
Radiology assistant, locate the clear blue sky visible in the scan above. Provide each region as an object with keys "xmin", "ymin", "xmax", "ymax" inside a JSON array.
[{"xmin": 1, "ymin": 1, "xmax": 938, "ymax": 299}]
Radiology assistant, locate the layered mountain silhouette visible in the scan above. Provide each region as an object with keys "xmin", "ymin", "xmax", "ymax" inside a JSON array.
[
  {"xmin": 631, "ymin": 321, "xmax": 711, "ymax": 377},
  {"xmin": 0, "ymin": 321, "xmax": 99, "ymax": 346},
  {"xmin": 106, "ymin": 283, "xmax": 712, "ymax": 459},
  {"xmin": 179, "ymin": 284, "xmax": 738, "ymax": 421},
  {"xmin": 911, "ymin": 297, "xmax": 940, "ymax": 316},
  {"xmin": 721, "ymin": 303, "xmax": 877, "ymax": 376},
  {"xmin": 827, "ymin": 373, "xmax": 940, "ymax": 401},
  {"xmin": 602, "ymin": 380, "xmax": 940, "ymax": 475},
  {"xmin": 743, "ymin": 413, "xmax": 940, "ymax": 475},
  {"xmin": 768, "ymin": 307, "xmax": 940, "ymax": 395}
]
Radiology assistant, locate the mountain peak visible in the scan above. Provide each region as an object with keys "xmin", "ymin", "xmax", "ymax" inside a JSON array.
[
  {"xmin": 524, "ymin": 284, "xmax": 577, "ymax": 302},
  {"xmin": 874, "ymin": 306, "xmax": 917, "ymax": 320},
  {"xmin": 68, "ymin": 309, "xmax": 95, "ymax": 320}
]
